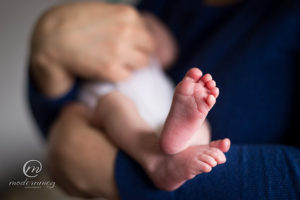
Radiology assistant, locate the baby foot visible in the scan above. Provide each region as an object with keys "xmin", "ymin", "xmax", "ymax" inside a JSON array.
[
  {"xmin": 147, "ymin": 139, "xmax": 230, "ymax": 191},
  {"xmin": 160, "ymin": 68, "xmax": 219, "ymax": 154}
]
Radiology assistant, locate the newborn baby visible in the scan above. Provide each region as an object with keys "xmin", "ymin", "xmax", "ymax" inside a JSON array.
[{"xmin": 79, "ymin": 13, "xmax": 230, "ymax": 191}]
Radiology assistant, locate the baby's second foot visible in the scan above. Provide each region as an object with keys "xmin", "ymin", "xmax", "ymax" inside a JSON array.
[
  {"xmin": 160, "ymin": 68, "xmax": 219, "ymax": 154},
  {"xmin": 147, "ymin": 139, "xmax": 230, "ymax": 191}
]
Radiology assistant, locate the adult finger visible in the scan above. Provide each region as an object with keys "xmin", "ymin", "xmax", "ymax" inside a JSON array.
[
  {"xmin": 124, "ymin": 48, "xmax": 151, "ymax": 70},
  {"xmin": 131, "ymin": 25, "xmax": 156, "ymax": 54}
]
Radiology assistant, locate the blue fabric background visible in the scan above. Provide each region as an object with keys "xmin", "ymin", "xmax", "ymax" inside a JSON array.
[{"xmin": 28, "ymin": 0, "xmax": 300, "ymax": 199}]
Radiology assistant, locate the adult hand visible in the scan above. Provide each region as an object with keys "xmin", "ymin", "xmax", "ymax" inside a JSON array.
[
  {"xmin": 47, "ymin": 103, "xmax": 119, "ymax": 199},
  {"xmin": 30, "ymin": 2, "xmax": 155, "ymax": 97}
]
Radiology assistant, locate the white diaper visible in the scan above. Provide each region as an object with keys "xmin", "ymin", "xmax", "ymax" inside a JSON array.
[{"xmin": 79, "ymin": 58, "xmax": 174, "ymax": 130}]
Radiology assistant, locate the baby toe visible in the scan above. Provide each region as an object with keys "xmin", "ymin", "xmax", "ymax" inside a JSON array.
[
  {"xmin": 206, "ymin": 80, "xmax": 216, "ymax": 89},
  {"xmin": 206, "ymin": 95, "xmax": 216, "ymax": 107},
  {"xmin": 221, "ymin": 138, "xmax": 231, "ymax": 152},
  {"xmin": 185, "ymin": 68, "xmax": 203, "ymax": 82},
  {"xmin": 198, "ymin": 154, "xmax": 217, "ymax": 167},
  {"xmin": 209, "ymin": 138, "xmax": 231, "ymax": 153},
  {"xmin": 201, "ymin": 74, "xmax": 212, "ymax": 83},
  {"xmin": 197, "ymin": 161, "xmax": 212, "ymax": 173},
  {"xmin": 210, "ymin": 87, "xmax": 219, "ymax": 98},
  {"xmin": 204, "ymin": 148, "xmax": 226, "ymax": 164}
]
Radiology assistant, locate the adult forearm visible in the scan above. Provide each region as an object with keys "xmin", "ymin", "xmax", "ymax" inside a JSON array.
[{"xmin": 48, "ymin": 102, "xmax": 119, "ymax": 199}]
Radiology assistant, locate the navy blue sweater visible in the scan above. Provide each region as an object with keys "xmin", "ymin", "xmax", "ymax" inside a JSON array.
[{"xmin": 28, "ymin": 0, "xmax": 300, "ymax": 199}]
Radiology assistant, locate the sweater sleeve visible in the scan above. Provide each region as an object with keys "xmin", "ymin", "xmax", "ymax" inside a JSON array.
[
  {"xmin": 27, "ymin": 70, "xmax": 79, "ymax": 138},
  {"xmin": 115, "ymin": 145, "xmax": 300, "ymax": 200}
]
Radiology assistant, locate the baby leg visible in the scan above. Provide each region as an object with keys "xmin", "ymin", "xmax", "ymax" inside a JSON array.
[
  {"xmin": 93, "ymin": 91, "xmax": 156, "ymax": 160},
  {"xmin": 94, "ymin": 90, "xmax": 230, "ymax": 191}
]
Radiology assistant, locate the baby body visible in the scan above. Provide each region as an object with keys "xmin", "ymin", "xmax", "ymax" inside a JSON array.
[{"xmin": 79, "ymin": 58, "xmax": 230, "ymax": 190}]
